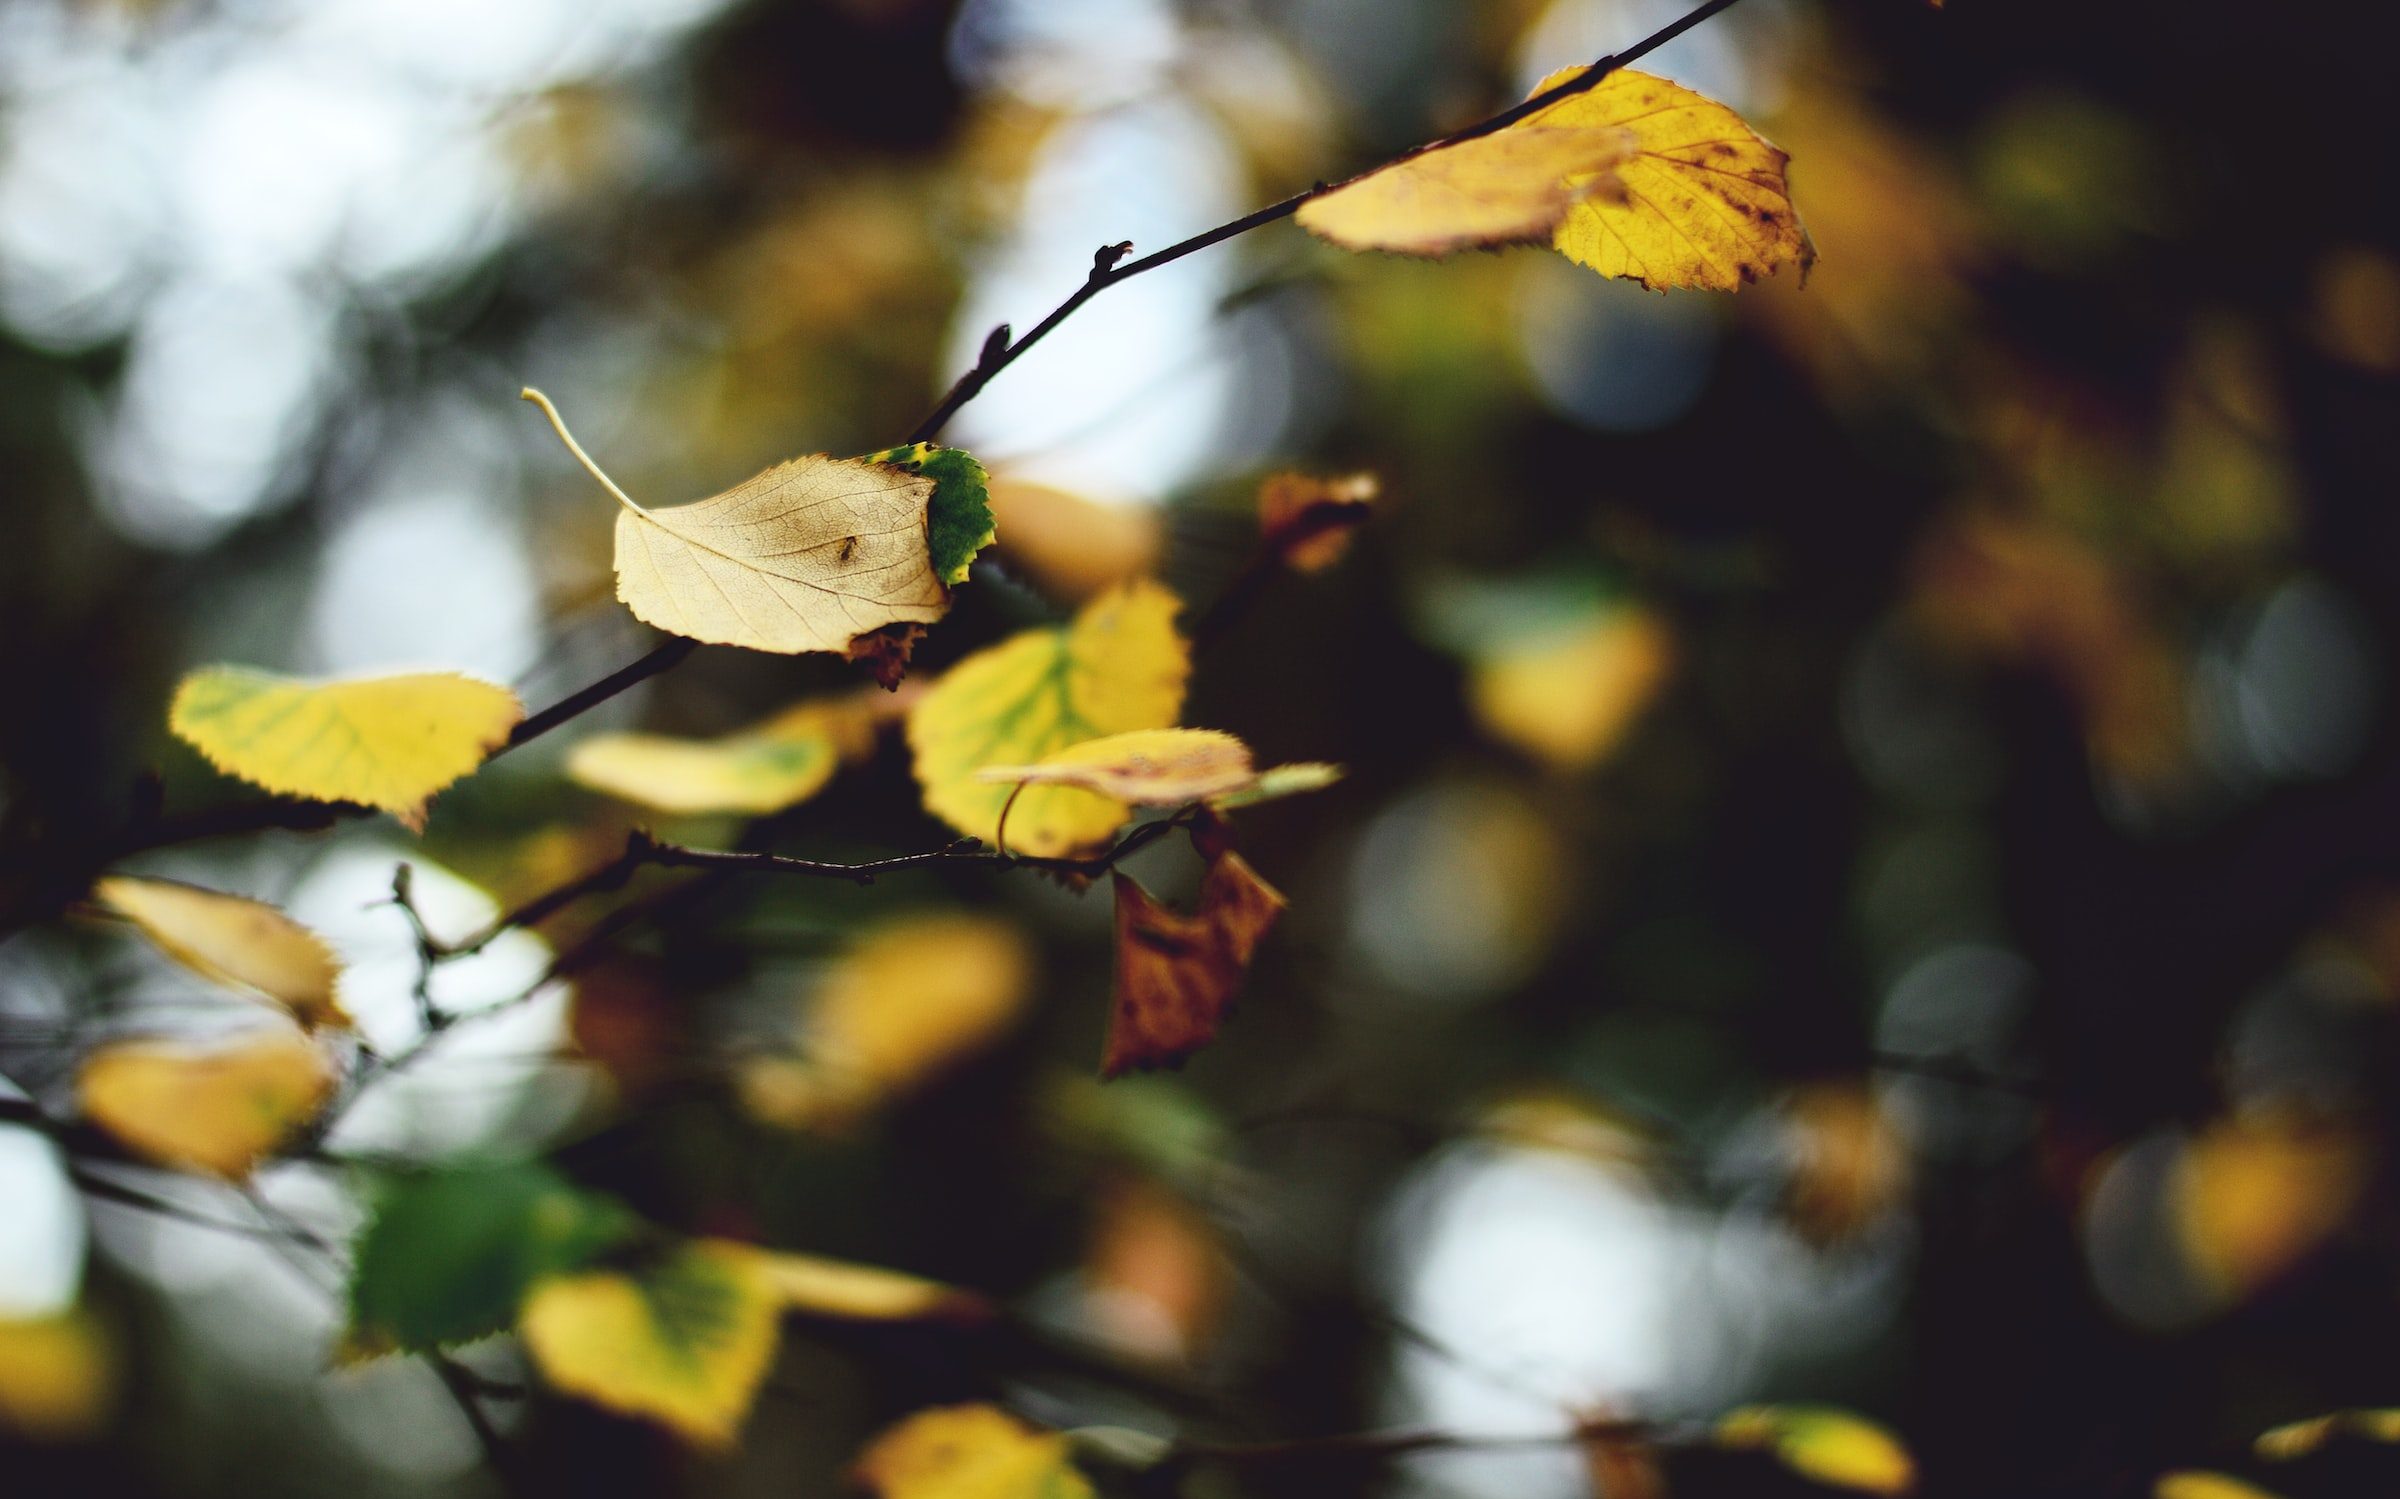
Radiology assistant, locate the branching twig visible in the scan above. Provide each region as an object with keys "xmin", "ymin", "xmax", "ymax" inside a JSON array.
[{"xmin": 907, "ymin": 0, "xmax": 1754, "ymax": 444}]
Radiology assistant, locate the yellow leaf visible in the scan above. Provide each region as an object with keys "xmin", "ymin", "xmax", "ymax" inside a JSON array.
[
  {"xmin": 1208, "ymin": 761, "xmax": 1346, "ymax": 810},
  {"xmin": 1780, "ymin": 1082, "xmax": 1910, "ymax": 1246},
  {"xmin": 760, "ymin": 1251, "xmax": 984, "ymax": 1322},
  {"xmin": 566, "ymin": 704, "xmax": 856, "ymax": 816},
  {"xmin": 1521, "ymin": 67, "xmax": 1812, "ymax": 292},
  {"xmin": 1105, "ymin": 850, "xmax": 1286, "ymax": 1077},
  {"xmin": 522, "ymin": 390, "xmax": 949, "ymax": 659},
  {"xmin": 977, "ymin": 728, "xmax": 1255, "ymax": 808},
  {"xmin": 853, "ymin": 1404, "xmax": 1097, "ymax": 1499},
  {"xmin": 2257, "ymin": 1408, "xmax": 2400, "ymax": 1460},
  {"xmin": 2155, "ymin": 1474, "xmax": 2285, "ymax": 1499},
  {"xmin": 1257, "ymin": 471, "xmax": 1379, "ymax": 572},
  {"xmin": 519, "ymin": 1240, "xmax": 780, "ymax": 1447},
  {"xmin": 91, "ymin": 875, "xmax": 349, "ymax": 1030},
  {"xmin": 740, "ymin": 911, "xmax": 1033, "ymax": 1131},
  {"xmin": 988, "ymin": 478, "xmax": 1162, "ymax": 603},
  {"xmin": 0, "ymin": 1310, "xmax": 115, "ymax": 1441},
  {"xmin": 1468, "ymin": 605, "xmax": 1672, "ymax": 771},
  {"xmin": 1297, "ymin": 125, "xmax": 1639, "ymax": 256},
  {"xmin": 77, "ymin": 1029, "xmax": 334, "ymax": 1179},
  {"xmin": 907, "ymin": 579, "xmax": 1189, "ymax": 857},
  {"xmin": 1717, "ymin": 1405, "xmax": 1915, "ymax": 1495},
  {"xmin": 170, "ymin": 667, "xmax": 523, "ymax": 831},
  {"xmin": 2170, "ymin": 1110, "xmax": 2369, "ymax": 1297}
]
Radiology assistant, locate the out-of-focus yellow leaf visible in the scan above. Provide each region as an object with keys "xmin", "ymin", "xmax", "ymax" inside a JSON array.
[
  {"xmin": 565, "ymin": 697, "xmax": 878, "ymax": 816},
  {"xmin": 519, "ymin": 1240, "xmax": 780, "ymax": 1447},
  {"xmin": 91, "ymin": 875, "xmax": 348, "ymax": 1030},
  {"xmin": 1781, "ymin": 1083, "xmax": 1910, "ymax": 1245},
  {"xmin": 987, "ymin": 478, "xmax": 1163, "ymax": 604},
  {"xmin": 2256, "ymin": 1408, "xmax": 2400, "ymax": 1461},
  {"xmin": 1468, "ymin": 605, "xmax": 1672, "ymax": 771},
  {"xmin": 2310, "ymin": 247, "xmax": 2400, "ymax": 373},
  {"xmin": 2155, "ymin": 1473, "xmax": 2285, "ymax": 1499},
  {"xmin": 170, "ymin": 667, "xmax": 523, "ymax": 831},
  {"xmin": 0, "ymin": 1310, "xmax": 114, "ymax": 1441},
  {"xmin": 908, "ymin": 579, "xmax": 1188, "ymax": 857},
  {"xmin": 2170, "ymin": 1110, "xmax": 2369, "ymax": 1298},
  {"xmin": 1082, "ymin": 1178, "xmax": 1225, "ymax": 1363},
  {"xmin": 1105, "ymin": 851, "xmax": 1285, "ymax": 1077},
  {"xmin": 1717, "ymin": 1405, "xmax": 1915, "ymax": 1495},
  {"xmin": 1521, "ymin": 68, "xmax": 1812, "ymax": 292},
  {"xmin": 976, "ymin": 728, "xmax": 1255, "ymax": 808},
  {"xmin": 524, "ymin": 389, "xmax": 951, "ymax": 660},
  {"xmin": 853, "ymin": 1403, "xmax": 1097, "ymax": 1499},
  {"xmin": 740, "ymin": 911, "xmax": 1033, "ymax": 1130},
  {"xmin": 1257, "ymin": 471, "xmax": 1379, "ymax": 572},
  {"xmin": 760, "ymin": 1251, "xmax": 985, "ymax": 1322},
  {"xmin": 77, "ymin": 1029, "xmax": 334, "ymax": 1179},
  {"xmin": 1297, "ymin": 124, "xmax": 1638, "ymax": 256}
]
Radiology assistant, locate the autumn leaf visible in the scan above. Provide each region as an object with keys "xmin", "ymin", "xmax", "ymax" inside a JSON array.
[
  {"xmin": 739, "ymin": 911, "xmax": 1033, "ymax": 1130},
  {"xmin": 1207, "ymin": 761, "xmax": 1346, "ymax": 810},
  {"xmin": 346, "ymin": 1161, "xmax": 638, "ymax": 1355},
  {"xmin": 988, "ymin": 477, "xmax": 1162, "ymax": 602},
  {"xmin": 0, "ymin": 1310, "xmax": 115, "ymax": 1441},
  {"xmin": 91, "ymin": 875, "xmax": 349, "ymax": 1030},
  {"xmin": 1105, "ymin": 850, "xmax": 1286, "ymax": 1077},
  {"xmin": 523, "ymin": 388, "xmax": 953, "ymax": 660},
  {"xmin": 1467, "ymin": 602, "xmax": 1673, "ymax": 771},
  {"xmin": 1257, "ymin": 470, "xmax": 1379, "ymax": 572},
  {"xmin": 565, "ymin": 699, "xmax": 874, "ymax": 816},
  {"xmin": 2170, "ymin": 1110, "xmax": 2369, "ymax": 1297},
  {"xmin": 976, "ymin": 728, "xmax": 1256, "ymax": 807},
  {"xmin": 853, "ymin": 1404, "xmax": 1098, "ymax": 1499},
  {"xmin": 169, "ymin": 667, "xmax": 523, "ymax": 830},
  {"xmin": 2256, "ymin": 1408, "xmax": 2400, "ymax": 1461},
  {"xmin": 761, "ymin": 1251, "xmax": 986, "ymax": 1322},
  {"xmin": 77, "ymin": 1029, "xmax": 334, "ymax": 1179},
  {"xmin": 1297, "ymin": 124, "xmax": 1640, "ymax": 256},
  {"xmin": 864, "ymin": 442, "xmax": 998, "ymax": 585},
  {"xmin": 1520, "ymin": 67, "xmax": 1812, "ymax": 292},
  {"xmin": 2155, "ymin": 1475, "xmax": 2284, "ymax": 1499},
  {"xmin": 1716, "ymin": 1406, "xmax": 1915, "ymax": 1495},
  {"xmin": 519, "ymin": 1239, "xmax": 781, "ymax": 1447},
  {"xmin": 908, "ymin": 579, "xmax": 1189, "ymax": 857}
]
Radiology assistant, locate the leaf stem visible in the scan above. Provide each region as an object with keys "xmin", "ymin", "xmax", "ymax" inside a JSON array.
[{"xmin": 520, "ymin": 386, "xmax": 650, "ymax": 516}]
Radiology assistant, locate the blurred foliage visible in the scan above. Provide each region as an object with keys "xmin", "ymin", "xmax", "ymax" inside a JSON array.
[{"xmin": 7, "ymin": 0, "xmax": 2400, "ymax": 1497}]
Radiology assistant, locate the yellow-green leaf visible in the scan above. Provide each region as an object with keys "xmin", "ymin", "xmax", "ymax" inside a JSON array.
[
  {"xmin": 169, "ymin": 667, "xmax": 523, "ymax": 831},
  {"xmin": 1717, "ymin": 1405, "xmax": 1915, "ymax": 1495},
  {"xmin": 853, "ymin": 1404, "xmax": 1098, "ymax": 1499},
  {"xmin": 91, "ymin": 875, "xmax": 349, "ymax": 1030},
  {"xmin": 760, "ymin": 1251, "xmax": 985, "ymax": 1322},
  {"xmin": 1208, "ymin": 761, "xmax": 1346, "ymax": 810},
  {"xmin": 1520, "ymin": 67, "xmax": 1812, "ymax": 292},
  {"xmin": 738, "ymin": 911, "xmax": 1033, "ymax": 1131},
  {"xmin": 976, "ymin": 728, "xmax": 1255, "ymax": 807},
  {"xmin": 2256, "ymin": 1408, "xmax": 2400, "ymax": 1460},
  {"xmin": 1297, "ymin": 125, "xmax": 1639, "ymax": 256},
  {"xmin": 2155, "ymin": 1474, "xmax": 2284, "ymax": 1499},
  {"xmin": 907, "ymin": 579, "xmax": 1188, "ymax": 857},
  {"xmin": 564, "ymin": 699, "xmax": 873, "ymax": 816},
  {"xmin": 77, "ymin": 1029, "xmax": 334, "ymax": 1180},
  {"xmin": 519, "ymin": 1240, "xmax": 780, "ymax": 1447},
  {"xmin": 0, "ymin": 1310, "xmax": 115, "ymax": 1441}
]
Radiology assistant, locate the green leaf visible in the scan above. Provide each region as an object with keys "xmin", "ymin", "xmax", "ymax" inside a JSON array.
[
  {"xmin": 347, "ymin": 1161, "xmax": 639, "ymax": 1354},
  {"xmin": 867, "ymin": 443, "xmax": 996, "ymax": 585}
]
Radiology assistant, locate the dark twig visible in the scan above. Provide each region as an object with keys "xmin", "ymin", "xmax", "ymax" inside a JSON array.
[{"xmin": 906, "ymin": 0, "xmax": 1754, "ymax": 445}]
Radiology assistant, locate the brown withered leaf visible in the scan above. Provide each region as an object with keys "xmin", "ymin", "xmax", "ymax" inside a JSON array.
[
  {"xmin": 846, "ymin": 623, "xmax": 927, "ymax": 690},
  {"xmin": 1104, "ymin": 850, "xmax": 1285, "ymax": 1077}
]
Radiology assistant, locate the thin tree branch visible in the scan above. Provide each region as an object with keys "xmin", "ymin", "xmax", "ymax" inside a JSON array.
[{"xmin": 907, "ymin": 0, "xmax": 1755, "ymax": 444}]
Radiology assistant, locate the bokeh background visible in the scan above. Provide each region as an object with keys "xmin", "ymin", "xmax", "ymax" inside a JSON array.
[{"xmin": 7, "ymin": 0, "xmax": 2400, "ymax": 1495}]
